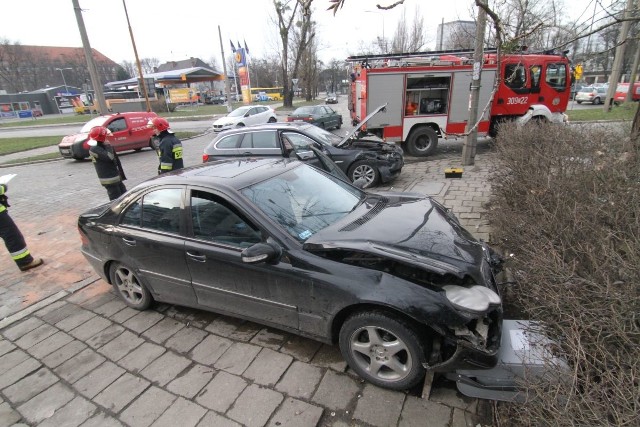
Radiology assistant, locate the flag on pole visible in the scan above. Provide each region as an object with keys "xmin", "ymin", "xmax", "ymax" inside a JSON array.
[
  {"xmin": 244, "ymin": 39, "xmax": 250, "ymax": 55},
  {"xmin": 230, "ymin": 40, "xmax": 236, "ymax": 53}
]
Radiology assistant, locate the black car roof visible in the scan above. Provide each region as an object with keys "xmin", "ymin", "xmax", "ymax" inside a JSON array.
[{"xmin": 137, "ymin": 158, "xmax": 304, "ymax": 192}]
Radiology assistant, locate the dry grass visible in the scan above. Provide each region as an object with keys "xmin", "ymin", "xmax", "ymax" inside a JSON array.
[{"xmin": 489, "ymin": 122, "xmax": 640, "ymax": 426}]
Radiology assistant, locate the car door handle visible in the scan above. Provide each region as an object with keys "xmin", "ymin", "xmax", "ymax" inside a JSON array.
[
  {"xmin": 186, "ymin": 252, "xmax": 207, "ymax": 262},
  {"xmin": 122, "ymin": 237, "xmax": 136, "ymax": 246}
]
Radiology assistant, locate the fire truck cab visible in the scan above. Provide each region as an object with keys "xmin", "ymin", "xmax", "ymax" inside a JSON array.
[{"xmin": 348, "ymin": 50, "xmax": 571, "ymax": 157}]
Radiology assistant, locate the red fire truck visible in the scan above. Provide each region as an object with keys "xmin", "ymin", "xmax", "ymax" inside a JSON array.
[{"xmin": 347, "ymin": 49, "xmax": 572, "ymax": 156}]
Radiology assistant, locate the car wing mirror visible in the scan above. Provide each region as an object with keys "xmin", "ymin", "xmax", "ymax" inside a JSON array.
[
  {"xmin": 294, "ymin": 149, "xmax": 315, "ymax": 160},
  {"xmin": 241, "ymin": 242, "xmax": 281, "ymax": 264}
]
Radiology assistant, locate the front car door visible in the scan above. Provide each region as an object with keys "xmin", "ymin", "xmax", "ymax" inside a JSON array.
[
  {"xmin": 105, "ymin": 117, "xmax": 131, "ymax": 151},
  {"xmin": 183, "ymin": 187, "xmax": 307, "ymax": 330}
]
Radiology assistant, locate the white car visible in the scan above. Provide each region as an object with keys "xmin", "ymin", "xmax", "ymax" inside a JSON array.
[{"xmin": 211, "ymin": 106, "xmax": 277, "ymax": 132}]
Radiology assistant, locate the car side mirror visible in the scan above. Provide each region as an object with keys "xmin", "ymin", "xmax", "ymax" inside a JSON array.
[{"xmin": 241, "ymin": 242, "xmax": 281, "ymax": 264}]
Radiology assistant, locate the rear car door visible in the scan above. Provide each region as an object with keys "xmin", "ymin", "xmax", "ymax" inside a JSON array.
[
  {"xmin": 238, "ymin": 130, "xmax": 281, "ymax": 157},
  {"xmin": 111, "ymin": 187, "xmax": 196, "ymax": 306},
  {"xmin": 183, "ymin": 187, "xmax": 306, "ymax": 329}
]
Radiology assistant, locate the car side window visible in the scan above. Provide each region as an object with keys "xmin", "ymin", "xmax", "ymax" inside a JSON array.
[
  {"xmin": 190, "ymin": 190, "xmax": 261, "ymax": 247},
  {"xmin": 120, "ymin": 188, "xmax": 182, "ymax": 233},
  {"xmin": 282, "ymin": 132, "xmax": 317, "ymax": 150},
  {"xmin": 107, "ymin": 117, "xmax": 127, "ymax": 133},
  {"xmin": 240, "ymin": 132, "xmax": 278, "ymax": 149},
  {"xmin": 215, "ymin": 134, "xmax": 243, "ymax": 149}
]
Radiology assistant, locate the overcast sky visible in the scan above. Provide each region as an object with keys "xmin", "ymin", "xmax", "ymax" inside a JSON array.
[{"xmin": 3, "ymin": 0, "xmax": 599, "ymax": 69}]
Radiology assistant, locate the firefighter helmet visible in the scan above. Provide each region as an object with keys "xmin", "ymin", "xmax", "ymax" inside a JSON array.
[
  {"xmin": 88, "ymin": 126, "xmax": 109, "ymax": 146},
  {"xmin": 148, "ymin": 117, "xmax": 170, "ymax": 132}
]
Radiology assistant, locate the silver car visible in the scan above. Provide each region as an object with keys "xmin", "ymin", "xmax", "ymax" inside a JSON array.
[{"xmin": 575, "ymin": 86, "xmax": 606, "ymax": 104}]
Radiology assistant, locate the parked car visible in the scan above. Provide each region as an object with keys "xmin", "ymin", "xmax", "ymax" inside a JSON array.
[
  {"xmin": 204, "ymin": 105, "xmax": 403, "ymax": 187},
  {"xmin": 575, "ymin": 86, "xmax": 607, "ymax": 104},
  {"xmin": 58, "ymin": 111, "xmax": 158, "ymax": 160},
  {"xmin": 78, "ymin": 157, "xmax": 504, "ymax": 391},
  {"xmin": 211, "ymin": 106, "xmax": 277, "ymax": 133},
  {"xmin": 613, "ymin": 82, "xmax": 640, "ymax": 104},
  {"xmin": 205, "ymin": 95, "xmax": 226, "ymax": 105},
  {"xmin": 326, "ymin": 93, "xmax": 338, "ymax": 104},
  {"xmin": 286, "ymin": 105, "xmax": 342, "ymax": 130}
]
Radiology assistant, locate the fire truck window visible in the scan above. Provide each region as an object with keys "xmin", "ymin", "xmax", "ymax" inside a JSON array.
[
  {"xmin": 504, "ymin": 64, "xmax": 526, "ymax": 89},
  {"xmin": 545, "ymin": 63, "xmax": 567, "ymax": 90},
  {"xmin": 530, "ymin": 65, "xmax": 542, "ymax": 90},
  {"xmin": 405, "ymin": 76, "xmax": 449, "ymax": 116}
]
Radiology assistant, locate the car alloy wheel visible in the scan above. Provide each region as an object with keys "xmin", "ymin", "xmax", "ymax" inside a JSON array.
[
  {"xmin": 348, "ymin": 160, "xmax": 379, "ymax": 187},
  {"xmin": 339, "ymin": 311, "xmax": 427, "ymax": 390},
  {"xmin": 110, "ymin": 262, "xmax": 153, "ymax": 310}
]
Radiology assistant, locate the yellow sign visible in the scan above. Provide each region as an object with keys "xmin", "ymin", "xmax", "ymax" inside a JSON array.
[
  {"xmin": 574, "ymin": 64, "xmax": 583, "ymax": 80},
  {"xmin": 168, "ymin": 88, "xmax": 196, "ymax": 103}
]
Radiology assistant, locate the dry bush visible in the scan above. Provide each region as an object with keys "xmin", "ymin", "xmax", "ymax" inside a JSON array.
[{"xmin": 489, "ymin": 122, "xmax": 640, "ymax": 426}]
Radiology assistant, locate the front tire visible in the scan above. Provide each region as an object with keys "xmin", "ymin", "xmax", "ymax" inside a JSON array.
[
  {"xmin": 268, "ymin": 116, "xmax": 277, "ymax": 123},
  {"xmin": 405, "ymin": 127, "xmax": 438, "ymax": 157},
  {"xmin": 339, "ymin": 311, "xmax": 427, "ymax": 390},
  {"xmin": 593, "ymin": 97, "xmax": 601, "ymax": 105},
  {"xmin": 109, "ymin": 263, "xmax": 153, "ymax": 310},
  {"xmin": 348, "ymin": 160, "xmax": 379, "ymax": 187}
]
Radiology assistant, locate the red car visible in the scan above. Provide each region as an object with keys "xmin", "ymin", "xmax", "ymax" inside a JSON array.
[{"xmin": 58, "ymin": 112, "xmax": 158, "ymax": 160}]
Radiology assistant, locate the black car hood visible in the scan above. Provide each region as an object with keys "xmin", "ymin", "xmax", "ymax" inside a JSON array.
[
  {"xmin": 303, "ymin": 193, "xmax": 487, "ymax": 279},
  {"xmin": 337, "ymin": 103, "xmax": 388, "ymax": 148}
]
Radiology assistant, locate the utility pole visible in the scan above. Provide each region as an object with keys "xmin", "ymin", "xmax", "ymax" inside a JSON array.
[
  {"xmin": 71, "ymin": 0, "xmax": 108, "ymax": 115},
  {"xmin": 122, "ymin": 0, "xmax": 151, "ymax": 112},
  {"xmin": 604, "ymin": 0, "xmax": 634, "ymax": 112},
  {"xmin": 218, "ymin": 26, "xmax": 233, "ymax": 113},
  {"xmin": 461, "ymin": 6, "xmax": 487, "ymax": 166}
]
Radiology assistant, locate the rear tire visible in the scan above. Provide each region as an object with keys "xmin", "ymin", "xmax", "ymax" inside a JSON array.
[
  {"xmin": 109, "ymin": 262, "xmax": 153, "ymax": 310},
  {"xmin": 593, "ymin": 97, "xmax": 601, "ymax": 105},
  {"xmin": 268, "ymin": 117, "xmax": 277, "ymax": 123},
  {"xmin": 405, "ymin": 127, "xmax": 438, "ymax": 157}
]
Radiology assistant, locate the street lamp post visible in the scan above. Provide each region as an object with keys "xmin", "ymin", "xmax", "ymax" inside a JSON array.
[{"xmin": 56, "ymin": 67, "xmax": 72, "ymax": 94}]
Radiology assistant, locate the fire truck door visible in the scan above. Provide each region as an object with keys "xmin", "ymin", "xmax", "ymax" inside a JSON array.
[
  {"xmin": 449, "ymin": 69, "xmax": 495, "ymax": 123},
  {"xmin": 367, "ymin": 74, "xmax": 403, "ymax": 128}
]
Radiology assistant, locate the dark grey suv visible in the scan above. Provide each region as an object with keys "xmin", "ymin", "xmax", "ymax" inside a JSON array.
[{"xmin": 202, "ymin": 105, "xmax": 404, "ymax": 187}]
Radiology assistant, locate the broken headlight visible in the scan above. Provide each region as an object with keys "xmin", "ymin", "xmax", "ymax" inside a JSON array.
[{"xmin": 442, "ymin": 285, "xmax": 501, "ymax": 314}]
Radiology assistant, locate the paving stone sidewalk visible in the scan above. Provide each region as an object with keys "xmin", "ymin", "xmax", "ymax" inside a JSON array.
[{"xmin": 0, "ymin": 137, "xmax": 498, "ymax": 427}]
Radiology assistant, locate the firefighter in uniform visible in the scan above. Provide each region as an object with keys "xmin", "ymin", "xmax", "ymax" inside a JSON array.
[
  {"xmin": 88, "ymin": 126, "xmax": 127, "ymax": 201},
  {"xmin": 148, "ymin": 117, "xmax": 183, "ymax": 174},
  {"xmin": 0, "ymin": 183, "xmax": 43, "ymax": 271}
]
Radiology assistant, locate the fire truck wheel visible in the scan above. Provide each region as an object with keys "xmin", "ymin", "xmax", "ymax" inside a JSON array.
[{"xmin": 406, "ymin": 127, "xmax": 438, "ymax": 157}]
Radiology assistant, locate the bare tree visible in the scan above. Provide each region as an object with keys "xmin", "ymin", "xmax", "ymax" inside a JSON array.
[
  {"xmin": 390, "ymin": 6, "xmax": 428, "ymax": 53},
  {"xmin": 140, "ymin": 58, "xmax": 160, "ymax": 74},
  {"xmin": 119, "ymin": 60, "xmax": 137, "ymax": 78},
  {"xmin": 273, "ymin": 0, "xmax": 315, "ymax": 107}
]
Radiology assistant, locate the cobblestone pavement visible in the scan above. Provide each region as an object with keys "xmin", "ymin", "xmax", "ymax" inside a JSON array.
[{"xmin": 0, "ymin": 127, "xmax": 497, "ymax": 426}]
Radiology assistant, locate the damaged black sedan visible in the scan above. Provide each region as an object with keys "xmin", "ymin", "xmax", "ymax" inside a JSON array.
[{"xmin": 78, "ymin": 158, "xmax": 503, "ymax": 391}]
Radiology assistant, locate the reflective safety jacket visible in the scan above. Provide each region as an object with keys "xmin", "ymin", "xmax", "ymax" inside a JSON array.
[
  {"xmin": 89, "ymin": 142, "xmax": 125, "ymax": 186},
  {"xmin": 0, "ymin": 184, "xmax": 7, "ymax": 213},
  {"xmin": 157, "ymin": 131, "xmax": 184, "ymax": 174}
]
